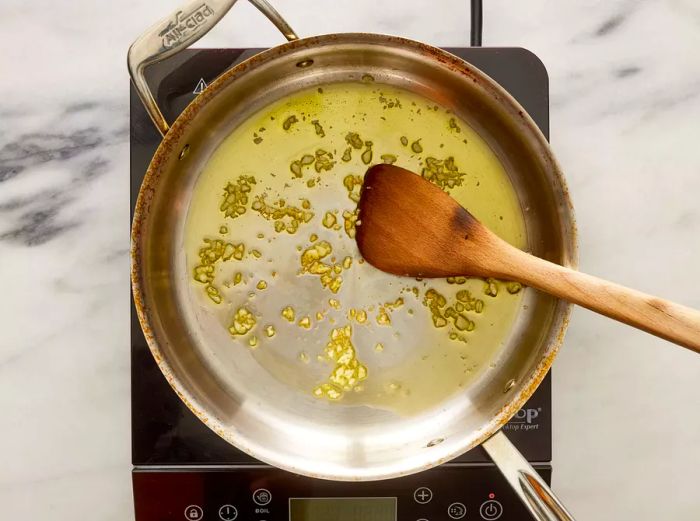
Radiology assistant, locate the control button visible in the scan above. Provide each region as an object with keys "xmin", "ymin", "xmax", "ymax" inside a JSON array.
[
  {"xmin": 480, "ymin": 499, "xmax": 503, "ymax": 520},
  {"xmin": 184, "ymin": 505, "xmax": 203, "ymax": 520},
  {"xmin": 219, "ymin": 504, "xmax": 238, "ymax": 520},
  {"xmin": 413, "ymin": 487, "xmax": 433, "ymax": 504},
  {"xmin": 448, "ymin": 502, "xmax": 467, "ymax": 519},
  {"xmin": 253, "ymin": 488, "xmax": 272, "ymax": 506}
]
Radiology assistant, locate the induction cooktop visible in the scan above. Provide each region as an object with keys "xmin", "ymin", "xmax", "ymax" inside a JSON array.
[{"xmin": 130, "ymin": 46, "xmax": 553, "ymax": 521}]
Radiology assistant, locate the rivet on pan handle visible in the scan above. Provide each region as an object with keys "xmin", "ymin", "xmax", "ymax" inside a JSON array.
[
  {"xmin": 482, "ymin": 431, "xmax": 577, "ymax": 521},
  {"xmin": 127, "ymin": 0, "xmax": 298, "ymax": 136}
]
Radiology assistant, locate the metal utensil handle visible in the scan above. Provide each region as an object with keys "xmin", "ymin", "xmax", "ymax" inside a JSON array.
[
  {"xmin": 127, "ymin": 0, "xmax": 297, "ymax": 136},
  {"xmin": 483, "ymin": 431, "xmax": 576, "ymax": 521}
]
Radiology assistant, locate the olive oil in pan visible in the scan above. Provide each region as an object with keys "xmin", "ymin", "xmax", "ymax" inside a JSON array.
[{"xmin": 184, "ymin": 81, "xmax": 526, "ymax": 416}]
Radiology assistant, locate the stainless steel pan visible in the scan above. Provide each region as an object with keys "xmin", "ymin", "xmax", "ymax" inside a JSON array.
[{"xmin": 129, "ymin": 2, "xmax": 577, "ymax": 519}]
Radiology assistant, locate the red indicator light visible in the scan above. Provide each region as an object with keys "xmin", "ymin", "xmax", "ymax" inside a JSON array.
[{"xmin": 488, "ymin": 493, "xmax": 495, "ymax": 499}]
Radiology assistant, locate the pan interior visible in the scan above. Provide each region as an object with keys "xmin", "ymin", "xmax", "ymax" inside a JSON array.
[
  {"xmin": 183, "ymin": 80, "xmax": 526, "ymax": 414},
  {"xmin": 137, "ymin": 36, "xmax": 574, "ymax": 479}
]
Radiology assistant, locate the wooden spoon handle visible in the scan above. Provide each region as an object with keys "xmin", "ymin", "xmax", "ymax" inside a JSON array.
[{"xmin": 501, "ymin": 249, "xmax": 700, "ymax": 353}]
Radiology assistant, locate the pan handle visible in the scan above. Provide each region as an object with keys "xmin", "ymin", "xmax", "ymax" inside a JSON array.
[
  {"xmin": 482, "ymin": 431, "xmax": 577, "ymax": 521},
  {"xmin": 127, "ymin": 0, "xmax": 298, "ymax": 136}
]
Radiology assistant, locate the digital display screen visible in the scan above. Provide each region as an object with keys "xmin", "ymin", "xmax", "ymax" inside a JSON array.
[{"xmin": 289, "ymin": 497, "xmax": 397, "ymax": 521}]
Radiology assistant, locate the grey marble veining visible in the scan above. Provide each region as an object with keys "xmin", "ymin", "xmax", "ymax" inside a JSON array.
[{"xmin": 1, "ymin": 1, "xmax": 699, "ymax": 520}]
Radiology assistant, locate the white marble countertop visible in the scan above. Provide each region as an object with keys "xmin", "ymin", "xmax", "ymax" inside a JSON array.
[{"xmin": 1, "ymin": 0, "xmax": 699, "ymax": 519}]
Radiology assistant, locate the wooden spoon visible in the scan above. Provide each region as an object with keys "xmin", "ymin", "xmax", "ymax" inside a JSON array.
[{"xmin": 356, "ymin": 164, "xmax": 700, "ymax": 353}]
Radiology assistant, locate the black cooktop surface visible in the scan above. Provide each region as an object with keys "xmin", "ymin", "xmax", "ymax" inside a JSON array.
[{"xmin": 130, "ymin": 47, "xmax": 552, "ymax": 467}]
